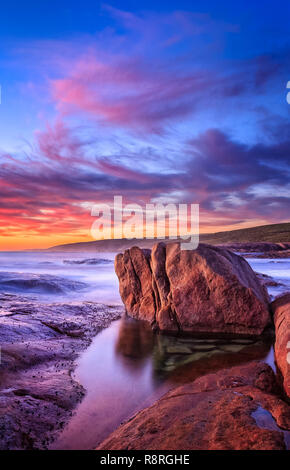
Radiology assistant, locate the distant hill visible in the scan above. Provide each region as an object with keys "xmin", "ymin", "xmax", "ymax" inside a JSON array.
[
  {"xmin": 47, "ymin": 222, "xmax": 290, "ymax": 252},
  {"xmin": 199, "ymin": 222, "xmax": 290, "ymax": 245}
]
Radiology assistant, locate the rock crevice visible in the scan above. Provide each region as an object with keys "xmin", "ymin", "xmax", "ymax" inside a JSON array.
[{"xmin": 115, "ymin": 242, "xmax": 271, "ymax": 336}]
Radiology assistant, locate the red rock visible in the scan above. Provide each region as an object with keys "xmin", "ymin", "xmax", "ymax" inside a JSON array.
[
  {"xmin": 97, "ymin": 362, "xmax": 290, "ymax": 450},
  {"xmin": 115, "ymin": 242, "xmax": 271, "ymax": 336},
  {"xmin": 272, "ymin": 294, "xmax": 290, "ymax": 399}
]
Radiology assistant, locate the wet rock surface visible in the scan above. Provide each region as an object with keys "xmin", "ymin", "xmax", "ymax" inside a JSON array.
[
  {"xmin": 63, "ymin": 258, "xmax": 112, "ymax": 265},
  {"xmin": 115, "ymin": 242, "xmax": 271, "ymax": 336},
  {"xmin": 272, "ymin": 293, "xmax": 290, "ymax": 399},
  {"xmin": 98, "ymin": 362, "xmax": 290, "ymax": 450},
  {"xmin": 0, "ymin": 293, "xmax": 122, "ymax": 449}
]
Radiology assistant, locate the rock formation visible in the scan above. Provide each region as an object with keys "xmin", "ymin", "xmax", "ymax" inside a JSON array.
[
  {"xmin": 98, "ymin": 361, "xmax": 290, "ymax": 450},
  {"xmin": 115, "ymin": 242, "xmax": 271, "ymax": 336},
  {"xmin": 272, "ymin": 293, "xmax": 290, "ymax": 399},
  {"xmin": 0, "ymin": 294, "xmax": 123, "ymax": 450}
]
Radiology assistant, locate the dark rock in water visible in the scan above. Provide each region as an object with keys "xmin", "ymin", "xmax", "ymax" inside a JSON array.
[
  {"xmin": 115, "ymin": 242, "xmax": 271, "ymax": 336},
  {"xmin": 271, "ymin": 293, "xmax": 290, "ymax": 399},
  {"xmin": 98, "ymin": 362, "xmax": 290, "ymax": 450},
  {"xmin": 63, "ymin": 258, "xmax": 112, "ymax": 265},
  {"xmin": 246, "ymin": 251, "xmax": 290, "ymax": 259},
  {"xmin": 217, "ymin": 242, "xmax": 290, "ymax": 258},
  {"xmin": 0, "ymin": 272, "xmax": 87, "ymax": 294},
  {"xmin": 218, "ymin": 242, "xmax": 290, "ymax": 253},
  {"xmin": 255, "ymin": 272, "xmax": 285, "ymax": 288}
]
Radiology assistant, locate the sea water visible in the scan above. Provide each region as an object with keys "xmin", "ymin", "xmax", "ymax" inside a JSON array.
[
  {"xmin": 0, "ymin": 251, "xmax": 120, "ymax": 304},
  {"xmin": 0, "ymin": 251, "xmax": 288, "ymax": 449}
]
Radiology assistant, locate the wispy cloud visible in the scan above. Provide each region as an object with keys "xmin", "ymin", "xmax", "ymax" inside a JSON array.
[{"xmin": 0, "ymin": 5, "xmax": 289, "ymax": 248}]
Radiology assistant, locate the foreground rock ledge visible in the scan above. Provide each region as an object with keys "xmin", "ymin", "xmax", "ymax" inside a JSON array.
[
  {"xmin": 97, "ymin": 362, "xmax": 290, "ymax": 450},
  {"xmin": 272, "ymin": 293, "xmax": 290, "ymax": 399},
  {"xmin": 0, "ymin": 295, "xmax": 123, "ymax": 450},
  {"xmin": 115, "ymin": 242, "xmax": 271, "ymax": 336}
]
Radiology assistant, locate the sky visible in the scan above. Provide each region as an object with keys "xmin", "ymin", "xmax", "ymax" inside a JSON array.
[{"xmin": 0, "ymin": 0, "xmax": 289, "ymax": 249}]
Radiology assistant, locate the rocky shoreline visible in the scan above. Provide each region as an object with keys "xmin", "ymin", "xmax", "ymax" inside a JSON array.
[
  {"xmin": 0, "ymin": 294, "xmax": 122, "ymax": 449},
  {"xmin": 98, "ymin": 361, "xmax": 290, "ymax": 450},
  {"xmin": 219, "ymin": 242, "xmax": 290, "ymax": 259},
  {"xmin": 0, "ymin": 242, "xmax": 289, "ymax": 450},
  {"xmin": 103, "ymin": 242, "xmax": 290, "ymax": 450}
]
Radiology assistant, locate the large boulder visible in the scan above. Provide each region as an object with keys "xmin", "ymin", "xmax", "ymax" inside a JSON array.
[
  {"xmin": 115, "ymin": 242, "xmax": 271, "ymax": 336},
  {"xmin": 98, "ymin": 362, "xmax": 290, "ymax": 450},
  {"xmin": 272, "ymin": 293, "xmax": 290, "ymax": 399}
]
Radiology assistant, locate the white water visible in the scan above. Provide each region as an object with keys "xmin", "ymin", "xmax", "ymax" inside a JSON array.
[
  {"xmin": 0, "ymin": 251, "xmax": 289, "ymax": 303},
  {"xmin": 0, "ymin": 251, "xmax": 121, "ymax": 304},
  {"xmin": 0, "ymin": 251, "xmax": 289, "ymax": 449},
  {"xmin": 246, "ymin": 257, "xmax": 290, "ymax": 298}
]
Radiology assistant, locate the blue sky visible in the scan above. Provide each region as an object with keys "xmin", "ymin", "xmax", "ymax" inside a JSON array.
[{"xmin": 0, "ymin": 1, "xmax": 289, "ymax": 248}]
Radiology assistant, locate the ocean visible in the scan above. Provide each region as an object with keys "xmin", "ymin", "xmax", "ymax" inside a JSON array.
[{"xmin": 0, "ymin": 250, "xmax": 289, "ymax": 449}]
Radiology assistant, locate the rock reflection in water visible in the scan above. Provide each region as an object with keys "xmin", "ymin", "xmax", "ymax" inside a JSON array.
[
  {"xmin": 115, "ymin": 316, "xmax": 154, "ymax": 366},
  {"xmin": 163, "ymin": 337, "xmax": 273, "ymax": 386},
  {"xmin": 115, "ymin": 314, "xmax": 273, "ymax": 384},
  {"xmin": 53, "ymin": 314, "xmax": 273, "ymax": 450},
  {"xmin": 152, "ymin": 335, "xmax": 273, "ymax": 384}
]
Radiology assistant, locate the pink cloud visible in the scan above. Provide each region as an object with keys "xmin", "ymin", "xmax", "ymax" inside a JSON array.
[
  {"xmin": 97, "ymin": 160, "xmax": 153, "ymax": 183},
  {"xmin": 50, "ymin": 55, "xmax": 210, "ymax": 132},
  {"xmin": 49, "ymin": 49, "xmax": 276, "ymax": 134},
  {"xmin": 0, "ymin": 122, "xmax": 289, "ymax": 246}
]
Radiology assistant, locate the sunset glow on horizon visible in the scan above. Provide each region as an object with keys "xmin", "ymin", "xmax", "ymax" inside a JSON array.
[{"xmin": 0, "ymin": 1, "xmax": 289, "ymax": 250}]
